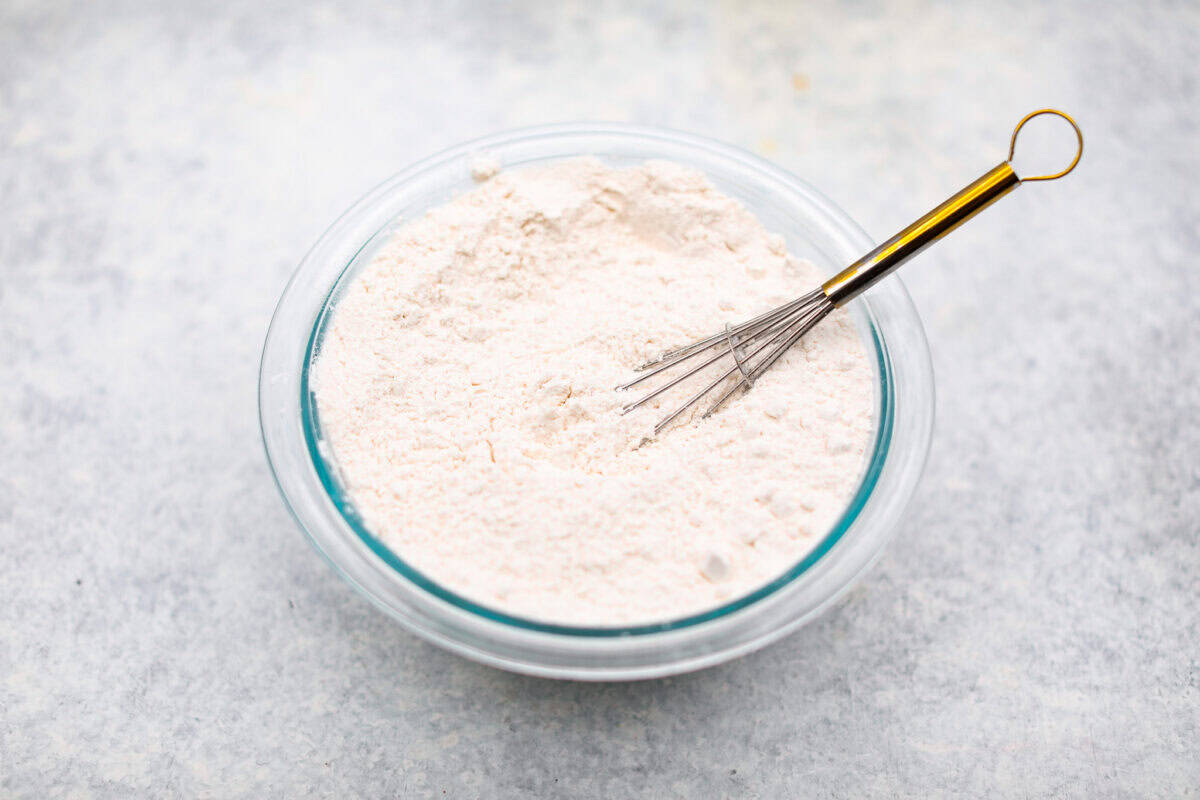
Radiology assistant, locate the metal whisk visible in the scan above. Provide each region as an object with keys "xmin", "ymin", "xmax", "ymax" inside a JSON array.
[{"xmin": 618, "ymin": 109, "xmax": 1083, "ymax": 434}]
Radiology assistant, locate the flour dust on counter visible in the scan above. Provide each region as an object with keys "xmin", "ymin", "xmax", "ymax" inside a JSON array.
[{"xmin": 312, "ymin": 157, "xmax": 874, "ymax": 626}]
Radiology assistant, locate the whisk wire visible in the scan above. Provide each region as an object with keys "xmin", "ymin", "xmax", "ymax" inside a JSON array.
[
  {"xmin": 630, "ymin": 289, "xmax": 823, "ymax": 375},
  {"xmin": 700, "ymin": 300, "xmax": 831, "ymax": 421},
  {"xmin": 620, "ymin": 289, "xmax": 834, "ymax": 434}
]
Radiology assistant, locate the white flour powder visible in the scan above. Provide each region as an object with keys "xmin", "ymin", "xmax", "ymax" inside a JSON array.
[{"xmin": 312, "ymin": 157, "xmax": 875, "ymax": 625}]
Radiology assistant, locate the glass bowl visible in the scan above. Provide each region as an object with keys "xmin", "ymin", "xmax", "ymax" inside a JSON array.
[{"xmin": 259, "ymin": 124, "xmax": 934, "ymax": 680}]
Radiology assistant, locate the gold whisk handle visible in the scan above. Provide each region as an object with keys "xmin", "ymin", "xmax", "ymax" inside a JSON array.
[
  {"xmin": 821, "ymin": 108, "xmax": 1083, "ymax": 307},
  {"xmin": 821, "ymin": 163, "xmax": 1019, "ymax": 306}
]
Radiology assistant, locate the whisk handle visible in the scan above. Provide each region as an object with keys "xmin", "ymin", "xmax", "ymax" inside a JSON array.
[
  {"xmin": 822, "ymin": 108, "xmax": 1084, "ymax": 307},
  {"xmin": 821, "ymin": 162, "xmax": 1019, "ymax": 306}
]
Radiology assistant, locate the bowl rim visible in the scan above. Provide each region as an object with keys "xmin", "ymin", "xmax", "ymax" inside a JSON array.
[{"xmin": 259, "ymin": 122, "xmax": 934, "ymax": 678}]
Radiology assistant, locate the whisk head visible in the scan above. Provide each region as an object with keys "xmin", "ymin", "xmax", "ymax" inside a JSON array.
[{"xmin": 617, "ymin": 288, "xmax": 833, "ymax": 434}]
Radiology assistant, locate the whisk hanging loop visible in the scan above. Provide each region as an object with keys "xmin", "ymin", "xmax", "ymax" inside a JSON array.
[{"xmin": 1008, "ymin": 109, "xmax": 1084, "ymax": 182}]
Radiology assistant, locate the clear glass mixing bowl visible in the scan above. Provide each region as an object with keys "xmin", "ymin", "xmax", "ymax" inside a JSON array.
[{"xmin": 259, "ymin": 124, "xmax": 934, "ymax": 680}]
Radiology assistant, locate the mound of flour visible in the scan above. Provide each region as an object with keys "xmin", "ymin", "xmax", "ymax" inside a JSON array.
[{"xmin": 312, "ymin": 157, "xmax": 874, "ymax": 626}]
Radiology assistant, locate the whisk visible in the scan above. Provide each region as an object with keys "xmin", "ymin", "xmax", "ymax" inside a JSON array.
[{"xmin": 618, "ymin": 109, "xmax": 1083, "ymax": 434}]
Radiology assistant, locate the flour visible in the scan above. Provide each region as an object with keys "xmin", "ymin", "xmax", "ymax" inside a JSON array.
[{"xmin": 312, "ymin": 157, "xmax": 875, "ymax": 626}]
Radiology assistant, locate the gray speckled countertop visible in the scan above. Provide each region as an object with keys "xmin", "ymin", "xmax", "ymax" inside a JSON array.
[{"xmin": 3, "ymin": 2, "xmax": 1198, "ymax": 797}]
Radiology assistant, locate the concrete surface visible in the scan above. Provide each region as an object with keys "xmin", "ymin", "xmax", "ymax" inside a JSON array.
[{"xmin": 2, "ymin": 1, "xmax": 1197, "ymax": 797}]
